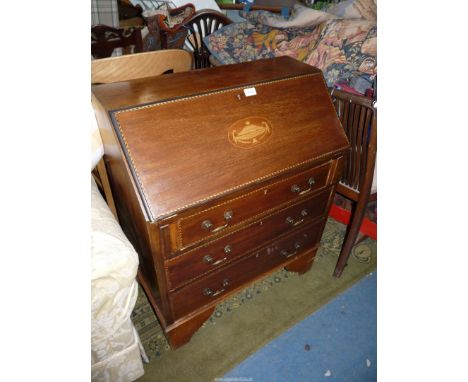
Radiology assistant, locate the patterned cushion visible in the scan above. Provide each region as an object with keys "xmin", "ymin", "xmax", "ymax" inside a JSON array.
[
  {"xmin": 241, "ymin": 5, "xmax": 337, "ymax": 29},
  {"xmin": 206, "ymin": 22, "xmax": 279, "ymax": 64},
  {"xmin": 326, "ymin": 0, "xmax": 377, "ymax": 21},
  {"xmin": 204, "ymin": 18, "xmax": 376, "ymax": 89},
  {"xmin": 302, "ymin": 18, "xmax": 376, "ymax": 87},
  {"xmin": 204, "ymin": 21, "xmax": 316, "ymax": 65}
]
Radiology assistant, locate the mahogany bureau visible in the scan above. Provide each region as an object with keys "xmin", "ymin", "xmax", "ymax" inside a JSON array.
[{"xmin": 91, "ymin": 56, "xmax": 350, "ymax": 348}]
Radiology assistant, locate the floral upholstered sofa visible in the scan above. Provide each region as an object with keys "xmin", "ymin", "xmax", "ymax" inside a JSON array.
[{"xmin": 204, "ymin": 0, "xmax": 377, "ymax": 94}]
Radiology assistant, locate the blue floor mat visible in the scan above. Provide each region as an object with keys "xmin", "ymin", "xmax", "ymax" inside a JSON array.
[{"xmin": 223, "ymin": 271, "xmax": 377, "ymax": 382}]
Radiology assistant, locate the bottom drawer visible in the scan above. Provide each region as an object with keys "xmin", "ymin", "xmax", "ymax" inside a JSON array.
[{"xmin": 170, "ymin": 218, "xmax": 326, "ymax": 319}]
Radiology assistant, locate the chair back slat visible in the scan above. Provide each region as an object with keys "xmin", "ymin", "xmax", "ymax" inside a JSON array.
[
  {"xmin": 358, "ymin": 107, "xmax": 373, "ymax": 187},
  {"xmin": 340, "ymin": 99, "xmax": 350, "ymax": 186},
  {"xmin": 357, "ymin": 104, "xmax": 367, "ymax": 187},
  {"xmin": 348, "ymin": 101, "xmax": 358, "ymax": 186},
  {"xmin": 183, "ymin": 9, "xmax": 232, "ymax": 69},
  {"xmin": 331, "ymin": 90, "xmax": 376, "ymax": 195}
]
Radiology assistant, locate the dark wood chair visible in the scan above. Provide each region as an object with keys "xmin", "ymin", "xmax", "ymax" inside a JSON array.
[
  {"xmin": 118, "ymin": 0, "xmax": 145, "ymax": 28},
  {"xmin": 143, "ymin": 3, "xmax": 196, "ymax": 51},
  {"xmin": 330, "ymin": 89, "xmax": 377, "ymax": 277},
  {"xmin": 91, "ymin": 24, "xmax": 143, "ymax": 59},
  {"xmin": 118, "ymin": 0, "xmax": 143, "ymax": 21},
  {"xmin": 182, "ymin": 9, "xmax": 232, "ymax": 69}
]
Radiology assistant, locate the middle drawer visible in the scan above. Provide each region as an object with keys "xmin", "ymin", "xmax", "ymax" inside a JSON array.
[{"xmin": 165, "ymin": 187, "xmax": 331, "ymax": 291}]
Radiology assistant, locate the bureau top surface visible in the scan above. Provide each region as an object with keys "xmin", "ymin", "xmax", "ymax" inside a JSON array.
[
  {"xmin": 92, "ymin": 57, "xmax": 322, "ymax": 110},
  {"xmin": 92, "ymin": 57, "xmax": 349, "ymax": 222}
]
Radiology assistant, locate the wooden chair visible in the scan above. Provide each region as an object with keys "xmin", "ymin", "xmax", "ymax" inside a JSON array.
[
  {"xmin": 91, "ymin": 49, "xmax": 193, "ymax": 216},
  {"xmin": 91, "ymin": 24, "xmax": 143, "ymax": 59},
  {"xmin": 330, "ymin": 89, "xmax": 377, "ymax": 277},
  {"xmin": 117, "ymin": 0, "xmax": 143, "ymax": 23},
  {"xmin": 182, "ymin": 9, "xmax": 232, "ymax": 69},
  {"xmin": 91, "ymin": 49, "xmax": 193, "ymax": 84},
  {"xmin": 152, "ymin": 3, "xmax": 196, "ymax": 50}
]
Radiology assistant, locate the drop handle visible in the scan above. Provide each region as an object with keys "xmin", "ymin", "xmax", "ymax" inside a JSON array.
[
  {"xmin": 201, "ymin": 210, "xmax": 234, "ymax": 233},
  {"xmin": 285, "ymin": 210, "xmax": 308, "ymax": 227},
  {"xmin": 203, "ymin": 279, "xmax": 229, "ymax": 297},
  {"xmin": 280, "ymin": 242, "xmax": 301, "ymax": 258},
  {"xmin": 290, "ymin": 177, "xmax": 316, "ymax": 195},
  {"xmin": 203, "ymin": 245, "xmax": 232, "ymax": 266},
  {"xmin": 203, "ymin": 255, "xmax": 228, "ymax": 265}
]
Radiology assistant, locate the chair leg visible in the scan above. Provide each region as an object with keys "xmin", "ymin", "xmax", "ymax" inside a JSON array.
[{"xmin": 333, "ymin": 194, "xmax": 370, "ymax": 278}]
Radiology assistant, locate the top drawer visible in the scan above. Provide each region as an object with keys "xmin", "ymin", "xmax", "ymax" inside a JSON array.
[{"xmin": 170, "ymin": 161, "xmax": 332, "ymax": 249}]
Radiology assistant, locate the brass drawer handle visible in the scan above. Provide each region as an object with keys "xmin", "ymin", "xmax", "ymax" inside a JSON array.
[
  {"xmin": 202, "ymin": 245, "xmax": 232, "ymax": 266},
  {"xmin": 285, "ymin": 217, "xmax": 304, "ymax": 227},
  {"xmin": 203, "ymin": 279, "xmax": 229, "ymax": 297},
  {"xmin": 285, "ymin": 209, "xmax": 308, "ymax": 227},
  {"xmin": 201, "ymin": 210, "xmax": 234, "ymax": 233},
  {"xmin": 203, "ymin": 255, "xmax": 228, "ymax": 266},
  {"xmin": 290, "ymin": 177, "xmax": 316, "ymax": 196},
  {"xmin": 280, "ymin": 242, "xmax": 301, "ymax": 258}
]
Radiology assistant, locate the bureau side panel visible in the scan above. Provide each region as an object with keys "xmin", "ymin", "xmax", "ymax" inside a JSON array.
[{"xmin": 92, "ymin": 94, "xmax": 171, "ymax": 320}]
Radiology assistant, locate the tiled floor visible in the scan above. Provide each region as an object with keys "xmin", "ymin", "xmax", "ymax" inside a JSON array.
[{"xmin": 222, "ymin": 271, "xmax": 377, "ymax": 382}]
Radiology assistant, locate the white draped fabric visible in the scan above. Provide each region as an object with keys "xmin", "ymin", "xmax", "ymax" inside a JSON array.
[{"xmin": 91, "ymin": 110, "xmax": 146, "ymax": 381}]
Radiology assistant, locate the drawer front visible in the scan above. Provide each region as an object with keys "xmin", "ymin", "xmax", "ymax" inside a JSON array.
[
  {"xmin": 174, "ymin": 161, "xmax": 332, "ymax": 249},
  {"xmin": 166, "ymin": 188, "xmax": 331, "ymax": 290},
  {"xmin": 170, "ymin": 219, "xmax": 325, "ymax": 319}
]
